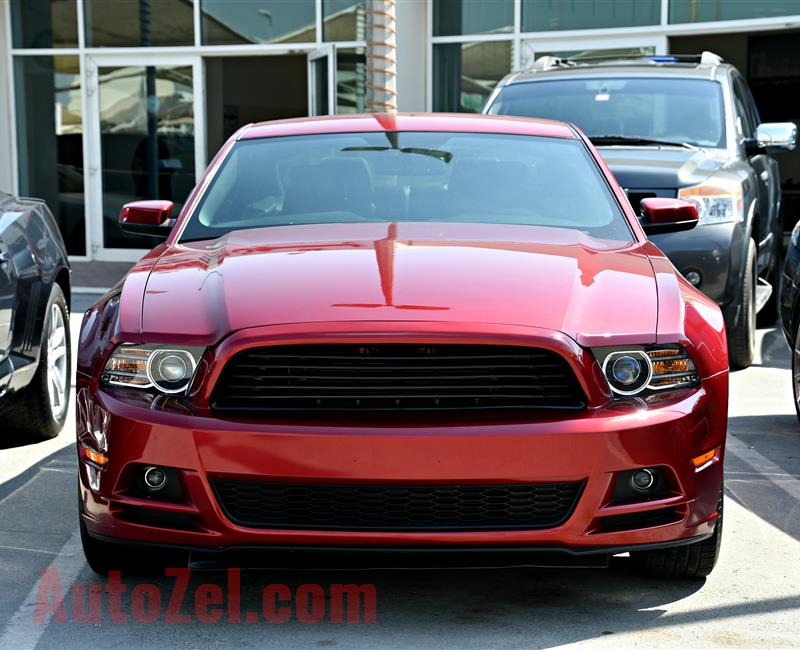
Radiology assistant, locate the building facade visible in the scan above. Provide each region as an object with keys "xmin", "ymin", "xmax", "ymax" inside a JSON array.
[{"xmin": 1, "ymin": 0, "xmax": 799, "ymax": 261}]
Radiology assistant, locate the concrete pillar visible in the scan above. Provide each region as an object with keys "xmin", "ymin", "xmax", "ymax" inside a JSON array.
[
  {"xmin": 395, "ymin": 0, "xmax": 427, "ymax": 112},
  {"xmin": 0, "ymin": 7, "xmax": 15, "ymax": 194}
]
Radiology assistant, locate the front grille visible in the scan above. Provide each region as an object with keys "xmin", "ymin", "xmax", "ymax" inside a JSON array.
[
  {"xmin": 212, "ymin": 481, "xmax": 585, "ymax": 531},
  {"xmin": 211, "ymin": 344, "xmax": 585, "ymax": 413}
]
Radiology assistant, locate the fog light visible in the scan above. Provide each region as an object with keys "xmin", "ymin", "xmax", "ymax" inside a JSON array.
[
  {"xmin": 684, "ymin": 270, "xmax": 702, "ymax": 286},
  {"xmin": 630, "ymin": 468, "xmax": 656, "ymax": 492},
  {"xmin": 143, "ymin": 466, "xmax": 167, "ymax": 491}
]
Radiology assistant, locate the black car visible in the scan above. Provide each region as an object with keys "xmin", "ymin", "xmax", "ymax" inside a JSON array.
[
  {"xmin": 0, "ymin": 192, "xmax": 71, "ymax": 440},
  {"xmin": 780, "ymin": 220, "xmax": 800, "ymax": 420},
  {"xmin": 484, "ymin": 52, "xmax": 797, "ymax": 369}
]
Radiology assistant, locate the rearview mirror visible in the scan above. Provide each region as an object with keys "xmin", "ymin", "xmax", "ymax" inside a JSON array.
[
  {"xmin": 640, "ymin": 198, "xmax": 698, "ymax": 235},
  {"xmin": 119, "ymin": 200, "xmax": 175, "ymax": 238}
]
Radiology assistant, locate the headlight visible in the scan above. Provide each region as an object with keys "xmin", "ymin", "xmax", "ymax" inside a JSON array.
[
  {"xmin": 678, "ymin": 179, "xmax": 743, "ymax": 225},
  {"xmin": 597, "ymin": 346, "xmax": 699, "ymax": 396},
  {"xmin": 102, "ymin": 345, "xmax": 204, "ymax": 395}
]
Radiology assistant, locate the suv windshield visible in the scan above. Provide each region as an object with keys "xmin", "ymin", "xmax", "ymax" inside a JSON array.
[
  {"xmin": 180, "ymin": 131, "xmax": 632, "ymax": 243},
  {"xmin": 487, "ymin": 78, "xmax": 726, "ymax": 149}
]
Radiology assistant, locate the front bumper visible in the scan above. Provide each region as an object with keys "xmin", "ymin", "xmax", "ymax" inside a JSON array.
[{"xmin": 77, "ymin": 371, "xmax": 726, "ymax": 555}]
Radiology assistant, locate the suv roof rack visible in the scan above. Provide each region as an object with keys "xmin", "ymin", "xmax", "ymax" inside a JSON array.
[{"xmin": 530, "ymin": 51, "xmax": 724, "ymax": 71}]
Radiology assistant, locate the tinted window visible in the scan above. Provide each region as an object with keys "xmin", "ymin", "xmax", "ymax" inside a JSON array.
[
  {"xmin": 180, "ymin": 132, "xmax": 632, "ymax": 243},
  {"xmin": 489, "ymin": 78, "xmax": 727, "ymax": 149}
]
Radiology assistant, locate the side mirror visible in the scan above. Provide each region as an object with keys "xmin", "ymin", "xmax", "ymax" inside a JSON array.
[
  {"xmin": 119, "ymin": 200, "xmax": 175, "ymax": 239},
  {"xmin": 746, "ymin": 122, "xmax": 797, "ymax": 154},
  {"xmin": 640, "ymin": 198, "xmax": 699, "ymax": 235}
]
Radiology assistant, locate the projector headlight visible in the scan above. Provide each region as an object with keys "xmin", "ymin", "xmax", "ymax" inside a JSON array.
[
  {"xmin": 596, "ymin": 346, "xmax": 699, "ymax": 396},
  {"xmin": 102, "ymin": 345, "xmax": 204, "ymax": 395}
]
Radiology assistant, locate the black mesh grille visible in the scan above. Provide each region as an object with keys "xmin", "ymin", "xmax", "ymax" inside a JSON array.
[
  {"xmin": 211, "ymin": 344, "xmax": 585, "ymax": 413},
  {"xmin": 212, "ymin": 481, "xmax": 585, "ymax": 531}
]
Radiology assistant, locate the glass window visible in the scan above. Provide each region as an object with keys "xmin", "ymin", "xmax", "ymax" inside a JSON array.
[
  {"xmin": 11, "ymin": 0, "xmax": 78, "ymax": 48},
  {"xmin": 670, "ymin": 0, "xmax": 800, "ymax": 23},
  {"xmin": 336, "ymin": 47, "xmax": 367, "ymax": 114},
  {"xmin": 434, "ymin": 0, "xmax": 513, "ymax": 36},
  {"xmin": 84, "ymin": 0, "xmax": 194, "ymax": 47},
  {"xmin": 522, "ymin": 0, "xmax": 660, "ymax": 32},
  {"xmin": 97, "ymin": 65, "xmax": 195, "ymax": 249},
  {"xmin": 14, "ymin": 56, "xmax": 85, "ymax": 256},
  {"xmin": 433, "ymin": 41, "xmax": 512, "ymax": 113},
  {"xmin": 488, "ymin": 78, "xmax": 727, "ymax": 149},
  {"xmin": 201, "ymin": 1, "xmax": 316, "ymax": 45},
  {"xmin": 181, "ymin": 132, "xmax": 632, "ymax": 243},
  {"xmin": 323, "ymin": 1, "xmax": 366, "ymax": 41}
]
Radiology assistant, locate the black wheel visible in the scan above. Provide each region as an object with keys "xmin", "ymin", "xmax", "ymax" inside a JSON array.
[
  {"xmin": 792, "ymin": 325, "xmax": 800, "ymax": 423},
  {"xmin": 728, "ymin": 239, "xmax": 757, "ymax": 369},
  {"xmin": 631, "ymin": 482, "xmax": 723, "ymax": 579},
  {"xmin": 80, "ymin": 518, "xmax": 129, "ymax": 576},
  {"xmin": 756, "ymin": 231, "xmax": 781, "ymax": 328},
  {"xmin": 0, "ymin": 284, "xmax": 70, "ymax": 441}
]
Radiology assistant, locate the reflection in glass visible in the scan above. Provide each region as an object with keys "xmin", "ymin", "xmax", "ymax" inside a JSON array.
[
  {"xmin": 336, "ymin": 48, "xmax": 367, "ymax": 114},
  {"xmin": 84, "ymin": 0, "xmax": 194, "ymax": 47},
  {"xmin": 14, "ymin": 56, "xmax": 85, "ymax": 255},
  {"xmin": 201, "ymin": 0, "xmax": 316, "ymax": 45},
  {"xmin": 434, "ymin": 0, "xmax": 513, "ymax": 36},
  {"xmin": 98, "ymin": 66, "xmax": 195, "ymax": 249},
  {"xmin": 433, "ymin": 41, "xmax": 512, "ymax": 113},
  {"xmin": 323, "ymin": 1, "xmax": 366, "ymax": 41},
  {"xmin": 11, "ymin": 0, "xmax": 78, "ymax": 48},
  {"xmin": 522, "ymin": 0, "xmax": 659, "ymax": 32},
  {"xmin": 670, "ymin": 0, "xmax": 800, "ymax": 23}
]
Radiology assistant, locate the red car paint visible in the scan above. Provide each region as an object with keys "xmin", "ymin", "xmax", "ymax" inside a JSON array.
[{"xmin": 77, "ymin": 113, "xmax": 728, "ymax": 558}]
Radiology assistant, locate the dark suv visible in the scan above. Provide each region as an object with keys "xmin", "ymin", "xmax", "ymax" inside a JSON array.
[{"xmin": 484, "ymin": 52, "xmax": 797, "ymax": 368}]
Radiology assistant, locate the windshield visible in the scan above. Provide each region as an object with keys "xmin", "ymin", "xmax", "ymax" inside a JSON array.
[
  {"xmin": 180, "ymin": 131, "xmax": 632, "ymax": 243},
  {"xmin": 487, "ymin": 78, "xmax": 726, "ymax": 149}
]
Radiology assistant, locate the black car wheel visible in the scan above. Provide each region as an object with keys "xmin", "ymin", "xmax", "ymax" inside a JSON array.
[
  {"xmin": 631, "ymin": 480, "xmax": 723, "ymax": 579},
  {"xmin": 792, "ymin": 324, "xmax": 800, "ymax": 423},
  {"xmin": 1, "ymin": 284, "xmax": 71, "ymax": 440},
  {"xmin": 729, "ymin": 239, "xmax": 757, "ymax": 369}
]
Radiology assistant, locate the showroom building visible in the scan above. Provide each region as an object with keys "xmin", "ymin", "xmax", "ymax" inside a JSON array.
[{"xmin": 0, "ymin": 0, "xmax": 799, "ymax": 262}]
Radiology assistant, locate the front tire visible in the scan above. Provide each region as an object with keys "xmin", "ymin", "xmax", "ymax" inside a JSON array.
[
  {"xmin": 728, "ymin": 239, "xmax": 757, "ymax": 369},
  {"xmin": 1, "ymin": 284, "xmax": 71, "ymax": 441},
  {"xmin": 631, "ymin": 482, "xmax": 723, "ymax": 579},
  {"xmin": 792, "ymin": 324, "xmax": 800, "ymax": 423}
]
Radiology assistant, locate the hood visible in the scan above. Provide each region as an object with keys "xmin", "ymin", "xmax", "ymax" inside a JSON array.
[
  {"xmin": 139, "ymin": 222, "xmax": 658, "ymax": 347},
  {"xmin": 597, "ymin": 146, "xmax": 725, "ymax": 189}
]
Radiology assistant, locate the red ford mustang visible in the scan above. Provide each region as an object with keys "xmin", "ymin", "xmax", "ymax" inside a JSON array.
[{"xmin": 77, "ymin": 113, "xmax": 728, "ymax": 578}]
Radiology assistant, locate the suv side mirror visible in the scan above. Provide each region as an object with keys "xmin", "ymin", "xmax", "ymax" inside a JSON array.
[
  {"xmin": 640, "ymin": 198, "xmax": 699, "ymax": 235},
  {"xmin": 119, "ymin": 200, "xmax": 175, "ymax": 238},
  {"xmin": 746, "ymin": 122, "xmax": 797, "ymax": 154}
]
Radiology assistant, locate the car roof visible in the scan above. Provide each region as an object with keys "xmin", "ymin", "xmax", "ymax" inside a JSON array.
[
  {"xmin": 238, "ymin": 112, "xmax": 578, "ymax": 141},
  {"xmin": 503, "ymin": 58, "xmax": 732, "ymax": 87}
]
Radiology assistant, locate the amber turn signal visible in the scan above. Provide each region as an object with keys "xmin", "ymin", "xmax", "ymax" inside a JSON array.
[
  {"xmin": 691, "ymin": 447, "xmax": 718, "ymax": 468},
  {"xmin": 83, "ymin": 446, "xmax": 108, "ymax": 466}
]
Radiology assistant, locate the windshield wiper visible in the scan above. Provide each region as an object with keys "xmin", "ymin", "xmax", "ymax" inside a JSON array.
[{"xmin": 590, "ymin": 135, "xmax": 699, "ymax": 150}]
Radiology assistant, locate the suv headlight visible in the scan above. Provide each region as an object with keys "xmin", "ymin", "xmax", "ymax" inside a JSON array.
[
  {"xmin": 102, "ymin": 344, "xmax": 205, "ymax": 395},
  {"xmin": 678, "ymin": 178, "xmax": 743, "ymax": 225},
  {"xmin": 595, "ymin": 346, "xmax": 699, "ymax": 396}
]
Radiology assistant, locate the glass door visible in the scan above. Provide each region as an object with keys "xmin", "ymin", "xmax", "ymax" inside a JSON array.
[
  {"xmin": 85, "ymin": 55, "xmax": 205, "ymax": 261},
  {"xmin": 308, "ymin": 45, "xmax": 336, "ymax": 116}
]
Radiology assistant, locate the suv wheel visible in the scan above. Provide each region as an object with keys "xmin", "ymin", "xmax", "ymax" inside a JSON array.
[
  {"xmin": 729, "ymin": 239, "xmax": 757, "ymax": 369},
  {"xmin": 631, "ymin": 481, "xmax": 723, "ymax": 579}
]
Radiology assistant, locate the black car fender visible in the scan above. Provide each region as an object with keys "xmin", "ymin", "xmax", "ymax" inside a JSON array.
[
  {"xmin": 2, "ymin": 198, "xmax": 70, "ymax": 376},
  {"xmin": 721, "ymin": 196, "xmax": 757, "ymax": 328}
]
